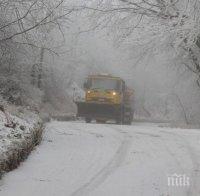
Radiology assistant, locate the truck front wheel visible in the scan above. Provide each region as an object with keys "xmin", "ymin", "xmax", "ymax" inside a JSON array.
[
  {"xmin": 122, "ymin": 106, "xmax": 133, "ymax": 125},
  {"xmin": 85, "ymin": 118, "xmax": 92, "ymax": 123},
  {"xmin": 116, "ymin": 118, "xmax": 122, "ymax": 124}
]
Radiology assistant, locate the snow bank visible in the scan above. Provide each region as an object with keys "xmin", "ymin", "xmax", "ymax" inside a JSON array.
[{"xmin": 0, "ymin": 110, "xmax": 43, "ymax": 178}]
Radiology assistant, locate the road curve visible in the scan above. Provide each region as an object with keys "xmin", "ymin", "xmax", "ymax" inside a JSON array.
[{"xmin": 1, "ymin": 121, "xmax": 200, "ymax": 196}]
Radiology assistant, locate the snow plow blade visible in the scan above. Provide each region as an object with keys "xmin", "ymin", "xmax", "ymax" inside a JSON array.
[{"xmin": 75, "ymin": 102, "xmax": 121, "ymax": 120}]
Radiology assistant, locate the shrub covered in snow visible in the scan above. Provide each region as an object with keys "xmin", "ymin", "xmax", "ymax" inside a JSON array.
[{"xmin": 0, "ymin": 109, "xmax": 43, "ymax": 177}]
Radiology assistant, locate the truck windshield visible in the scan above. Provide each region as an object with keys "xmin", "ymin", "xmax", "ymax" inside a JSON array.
[{"xmin": 90, "ymin": 78, "xmax": 120, "ymax": 91}]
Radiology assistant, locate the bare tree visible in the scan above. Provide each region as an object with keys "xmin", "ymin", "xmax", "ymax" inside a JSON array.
[
  {"xmin": 82, "ymin": 0, "xmax": 200, "ymax": 85},
  {"xmin": 0, "ymin": 0, "xmax": 76, "ymax": 106}
]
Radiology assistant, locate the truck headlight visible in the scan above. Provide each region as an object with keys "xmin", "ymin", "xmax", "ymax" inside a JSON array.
[{"xmin": 112, "ymin": 92, "xmax": 116, "ymax": 96}]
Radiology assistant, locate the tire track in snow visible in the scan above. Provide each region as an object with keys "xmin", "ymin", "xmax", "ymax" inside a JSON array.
[
  {"xmin": 134, "ymin": 128, "xmax": 200, "ymax": 196},
  {"xmin": 70, "ymin": 127, "xmax": 131, "ymax": 196},
  {"xmin": 159, "ymin": 130, "xmax": 200, "ymax": 196},
  {"xmin": 121, "ymin": 125, "xmax": 194, "ymax": 196}
]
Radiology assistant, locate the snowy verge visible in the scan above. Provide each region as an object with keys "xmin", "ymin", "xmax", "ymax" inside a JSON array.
[{"xmin": 0, "ymin": 110, "xmax": 43, "ymax": 178}]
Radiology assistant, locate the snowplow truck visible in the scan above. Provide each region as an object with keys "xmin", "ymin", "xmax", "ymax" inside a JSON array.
[{"xmin": 75, "ymin": 74, "xmax": 133, "ymax": 125}]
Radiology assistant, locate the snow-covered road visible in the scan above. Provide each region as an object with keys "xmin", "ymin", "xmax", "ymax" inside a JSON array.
[{"xmin": 1, "ymin": 121, "xmax": 200, "ymax": 196}]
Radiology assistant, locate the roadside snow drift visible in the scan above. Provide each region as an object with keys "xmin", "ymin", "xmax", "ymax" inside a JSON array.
[{"xmin": 0, "ymin": 111, "xmax": 43, "ymax": 175}]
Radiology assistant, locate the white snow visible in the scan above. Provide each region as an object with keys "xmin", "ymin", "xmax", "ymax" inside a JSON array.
[
  {"xmin": 1, "ymin": 121, "xmax": 200, "ymax": 196},
  {"xmin": 0, "ymin": 111, "xmax": 40, "ymax": 156}
]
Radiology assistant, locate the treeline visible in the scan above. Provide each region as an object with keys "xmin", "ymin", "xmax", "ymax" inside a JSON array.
[{"xmin": 0, "ymin": 0, "xmax": 75, "ymax": 110}]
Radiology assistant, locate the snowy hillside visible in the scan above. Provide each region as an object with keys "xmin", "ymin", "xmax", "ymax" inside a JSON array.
[{"xmin": 0, "ymin": 109, "xmax": 43, "ymax": 176}]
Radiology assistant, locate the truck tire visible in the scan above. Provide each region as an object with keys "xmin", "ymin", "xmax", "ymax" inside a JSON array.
[
  {"xmin": 122, "ymin": 107, "xmax": 132, "ymax": 125},
  {"xmin": 116, "ymin": 118, "xmax": 122, "ymax": 124},
  {"xmin": 85, "ymin": 118, "xmax": 92, "ymax": 123},
  {"xmin": 123, "ymin": 118, "xmax": 131, "ymax": 125},
  {"xmin": 116, "ymin": 105, "xmax": 123, "ymax": 124},
  {"xmin": 96, "ymin": 119, "xmax": 106, "ymax": 124}
]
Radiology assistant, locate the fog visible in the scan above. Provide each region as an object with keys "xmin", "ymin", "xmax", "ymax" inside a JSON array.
[
  {"xmin": 0, "ymin": 0, "xmax": 200, "ymax": 124},
  {"xmin": 44, "ymin": 3, "xmax": 200, "ymax": 124}
]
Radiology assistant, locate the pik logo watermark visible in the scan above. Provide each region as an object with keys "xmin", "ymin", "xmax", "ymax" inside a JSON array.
[{"xmin": 167, "ymin": 173, "xmax": 190, "ymax": 187}]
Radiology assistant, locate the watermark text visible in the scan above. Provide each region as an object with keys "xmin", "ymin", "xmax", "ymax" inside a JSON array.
[{"xmin": 167, "ymin": 173, "xmax": 190, "ymax": 187}]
